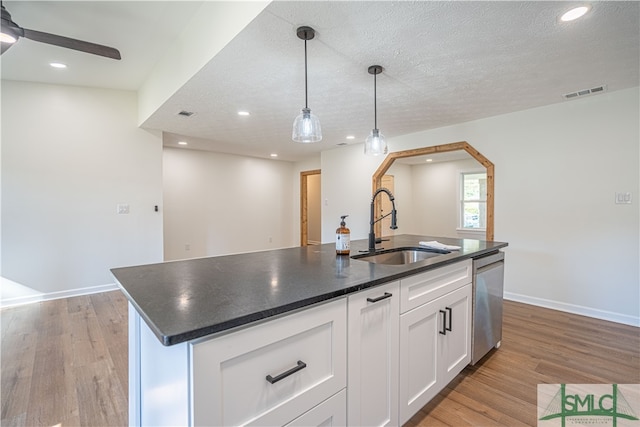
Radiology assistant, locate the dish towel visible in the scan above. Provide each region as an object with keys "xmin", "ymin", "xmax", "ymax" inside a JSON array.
[{"xmin": 419, "ymin": 241, "xmax": 461, "ymax": 251}]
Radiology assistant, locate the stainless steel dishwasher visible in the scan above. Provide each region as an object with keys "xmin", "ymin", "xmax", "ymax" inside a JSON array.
[{"xmin": 471, "ymin": 250, "xmax": 505, "ymax": 365}]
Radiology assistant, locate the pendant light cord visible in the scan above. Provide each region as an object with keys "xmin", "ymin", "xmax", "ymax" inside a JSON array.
[
  {"xmin": 304, "ymin": 37, "xmax": 308, "ymax": 109},
  {"xmin": 373, "ymin": 71, "xmax": 378, "ymax": 129}
]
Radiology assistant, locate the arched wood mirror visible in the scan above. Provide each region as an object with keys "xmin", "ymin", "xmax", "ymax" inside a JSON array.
[{"xmin": 372, "ymin": 141, "xmax": 494, "ymax": 241}]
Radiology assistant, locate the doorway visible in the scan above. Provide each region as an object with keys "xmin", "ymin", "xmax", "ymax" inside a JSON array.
[
  {"xmin": 300, "ymin": 169, "xmax": 321, "ymax": 246},
  {"xmin": 372, "ymin": 141, "xmax": 494, "ymax": 240}
]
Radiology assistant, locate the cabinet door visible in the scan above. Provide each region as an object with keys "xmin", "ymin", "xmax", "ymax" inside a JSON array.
[
  {"xmin": 398, "ymin": 298, "xmax": 440, "ymax": 426},
  {"xmin": 347, "ymin": 281, "xmax": 400, "ymax": 427},
  {"xmin": 439, "ymin": 283, "xmax": 472, "ymax": 385},
  {"xmin": 285, "ymin": 389, "xmax": 346, "ymax": 427}
]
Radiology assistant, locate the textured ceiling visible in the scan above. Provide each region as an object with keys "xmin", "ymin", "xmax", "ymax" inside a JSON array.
[
  {"xmin": 149, "ymin": 1, "xmax": 640, "ymax": 161},
  {"xmin": 2, "ymin": 1, "xmax": 639, "ymax": 162}
]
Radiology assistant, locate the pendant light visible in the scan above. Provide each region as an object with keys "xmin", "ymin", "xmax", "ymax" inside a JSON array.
[
  {"xmin": 292, "ymin": 26, "xmax": 322, "ymax": 143},
  {"xmin": 364, "ymin": 65, "xmax": 388, "ymax": 156}
]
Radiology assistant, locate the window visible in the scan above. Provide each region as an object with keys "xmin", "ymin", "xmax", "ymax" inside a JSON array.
[{"xmin": 460, "ymin": 172, "xmax": 487, "ymax": 230}]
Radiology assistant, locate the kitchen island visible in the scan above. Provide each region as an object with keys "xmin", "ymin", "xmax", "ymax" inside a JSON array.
[{"xmin": 112, "ymin": 234, "xmax": 508, "ymax": 426}]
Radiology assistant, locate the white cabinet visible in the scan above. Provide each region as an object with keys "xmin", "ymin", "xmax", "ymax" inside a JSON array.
[
  {"xmin": 285, "ymin": 389, "xmax": 346, "ymax": 427},
  {"xmin": 130, "ymin": 259, "xmax": 477, "ymax": 427},
  {"xmin": 439, "ymin": 285, "xmax": 472, "ymax": 386},
  {"xmin": 400, "ymin": 260, "xmax": 472, "ymax": 313},
  {"xmin": 191, "ymin": 298, "xmax": 347, "ymax": 426},
  {"xmin": 398, "ymin": 262, "xmax": 472, "ymax": 425},
  {"xmin": 347, "ymin": 281, "xmax": 400, "ymax": 427}
]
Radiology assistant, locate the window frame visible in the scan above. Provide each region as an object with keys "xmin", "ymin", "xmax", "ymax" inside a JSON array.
[{"xmin": 457, "ymin": 169, "xmax": 487, "ymax": 233}]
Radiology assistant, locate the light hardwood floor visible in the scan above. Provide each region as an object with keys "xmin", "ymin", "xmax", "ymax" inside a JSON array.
[{"xmin": 1, "ymin": 292, "xmax": 639, "ymax": 426}]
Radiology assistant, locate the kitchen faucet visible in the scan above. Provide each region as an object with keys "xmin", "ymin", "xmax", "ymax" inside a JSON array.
[{"xmin": 368, "ymin": 187, "xmax": 398, "ymax": 252}]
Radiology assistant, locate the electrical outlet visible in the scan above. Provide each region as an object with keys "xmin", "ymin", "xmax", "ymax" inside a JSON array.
[
  {"xmin": 185, "ymin": 244, "xmax": 190, "ymax": 251},
  {"xmin": 117, "ymin": 203, "xmax": 130, "ymax": 214},
  {"xmin": 615, "ymin": 192, "xmax": 632, "ymax": 204}
]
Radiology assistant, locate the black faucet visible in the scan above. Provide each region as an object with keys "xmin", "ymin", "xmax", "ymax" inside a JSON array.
[{"xmin": 368, "ymin": 188, "xmax": 398, "ymax": 252}]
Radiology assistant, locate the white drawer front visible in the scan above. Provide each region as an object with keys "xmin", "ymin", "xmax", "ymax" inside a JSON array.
[
  {"xmin": 400, "ymin": 259, "xmax": 472, "ymax": 313},
  {"xmin": 285, "ymin": 389, "xmax": 346, "ymax": 427},
  {"xmin": 191, "ymin": 298, "xmax": 347, "ymax": 426}
]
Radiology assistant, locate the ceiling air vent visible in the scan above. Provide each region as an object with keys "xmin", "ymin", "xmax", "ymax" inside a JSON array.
[
  {"xmin": 563, "ymin": 85, "xmax": 607, "ymax": 100},
  {"xmin": 177, "ymin": 110, "xmax": 195, "ymax": 117}
]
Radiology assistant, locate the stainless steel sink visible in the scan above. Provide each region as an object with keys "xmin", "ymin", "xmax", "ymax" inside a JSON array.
[{"xmin": 351, "ymin": 247, "xmax": 449, "ymax": 265}]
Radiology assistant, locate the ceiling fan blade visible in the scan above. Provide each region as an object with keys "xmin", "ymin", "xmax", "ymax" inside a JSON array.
[{"xmin": 22, "ymin": 28, "xmax": 121, "ymax": 60}]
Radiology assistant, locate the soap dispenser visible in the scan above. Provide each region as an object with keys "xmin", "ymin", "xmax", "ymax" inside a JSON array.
[{"xmin": 336, "ymin": 215, "xmax": 351, "ymax": 255}]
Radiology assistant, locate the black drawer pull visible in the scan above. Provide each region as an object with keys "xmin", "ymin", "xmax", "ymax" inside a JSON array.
[
  {"xmin": 367, "ymin": 292, "xmax": 392, "ymax": 303},
  {"xmin": 439, "ymin": 310, "xmax": 447, "ymax": 335},
  {"xmin": 446, "ymin": 307, "xmax": 453, "ymax": 331},
  {"xmin": 266, "ymin": 360, "xmax": 307, "ymax": 384}
]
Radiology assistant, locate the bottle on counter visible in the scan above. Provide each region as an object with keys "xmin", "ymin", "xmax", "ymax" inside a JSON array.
[{"xmin": 336, "ymin": 215, "xmax": 351, "ymax": 255}]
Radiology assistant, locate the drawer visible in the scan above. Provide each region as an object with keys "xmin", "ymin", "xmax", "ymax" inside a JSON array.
[
  {"xmin": 285, "ymin": 389, "xmax": 346, "ymax": 427},
  {"xmin": 191, "ymin": 298, "xmax": 347, "ymax": 426},
  {"xmin": 400, "ymin": 259, "xmax": 472, "ymax": 313}
]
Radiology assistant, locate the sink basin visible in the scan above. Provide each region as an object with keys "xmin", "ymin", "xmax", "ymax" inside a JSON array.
[{"xmin": 351, "ymin": 247, "xmax": 449, "ymax": 265}]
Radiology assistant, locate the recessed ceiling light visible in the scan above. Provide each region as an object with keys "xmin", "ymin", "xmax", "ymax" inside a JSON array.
[
  {"xmin": 49, "ymin": 62, "xmax": 67, "ymax": 69},
  {"xmin": 560, "ymin": 6, "xmax": 590, "ymax": 22},
  {"xmin": 178, "ymin": 141, "xmax": 188, "ymax": 146},
  {"xmin": 270, "ymin": 153, "xmax": 278, "ymax": 158},
  {"xmin": 346, "ymin": 135, "xmax": 355, "ymax": 140},
  {"xmin": 426, "ymin": 158, "xmax": 433, "ymax": 162},
  {"xmin": 238, "ymin": 111, "xmax": 250, "ymax": 116}
]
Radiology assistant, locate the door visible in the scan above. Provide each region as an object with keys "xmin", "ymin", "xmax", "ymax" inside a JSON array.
[{"xmin": 300, "ymin": 170, "xmax": 321, "ymax": 246}]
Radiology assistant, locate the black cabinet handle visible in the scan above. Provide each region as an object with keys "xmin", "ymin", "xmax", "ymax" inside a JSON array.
[
  {"xmin": 367, "ymin": 292, "xmax": 392, "ymax": 303},
  {"xmin": 446, "ymin": 307, "xmax": 453, "ymax": 331},
  {"xmin": 439, "ymin": 310, "xmax": 447, "ymax": 335},
  {"xmin": 266, "ymin": 360, "xmax": 307, "ymax": 384}
]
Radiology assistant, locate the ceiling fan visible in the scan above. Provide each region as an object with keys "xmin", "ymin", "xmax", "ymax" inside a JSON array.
[{"xmin": 0, "ymin": 3, "xmax": 121, "ymax": 60}]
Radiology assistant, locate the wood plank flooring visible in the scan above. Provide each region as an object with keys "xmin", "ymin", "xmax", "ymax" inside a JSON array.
[
  {"xmin": 1, "ymin": 292, "xmax": 128, "ymax": 427},
  {"xmin": 1, "ymin": 292, "xmax": 639, "ymax": 426},
  {"xmin": 407, "ymin": 301, "xmax": 640, "ymax": 426}
]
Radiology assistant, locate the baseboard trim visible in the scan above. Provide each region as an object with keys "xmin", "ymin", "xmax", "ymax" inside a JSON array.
[
  {"xmin": 1, "ymin": 283, "xmax": 119, "ymax": 309},
  {"xmin": 504, "ymin": 291, "xmax": 640, "ymax": 327}
]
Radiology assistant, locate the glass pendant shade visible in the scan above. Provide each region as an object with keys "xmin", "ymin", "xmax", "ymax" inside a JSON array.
[
  {"xmin": 364, "ymin": 128, "xmax": 387, "ymax": 156},
  {"xmin": 364, "ymin": 65, "xmax": 387, "ymax": 155},
  {"xmin": 292, "ymin": 26, "xmax": 322, "ymax": 143},
  {"xmin": 292, "ymin": 107, "xmax": 322, "ymax": 143}
]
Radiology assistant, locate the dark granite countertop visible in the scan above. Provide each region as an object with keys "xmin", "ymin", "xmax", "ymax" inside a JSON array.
[{"xmin": 111, "ymin": 234, "xmax": 507, "ymax": 346}]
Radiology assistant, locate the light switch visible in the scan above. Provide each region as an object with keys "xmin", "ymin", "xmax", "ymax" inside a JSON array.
[
  {"xmin": 615, "ymin": 192, "xmax": 632, "ymax": 204},
  {"xmin": 117, "ymin": 203, "xmax": 130, "ymax": 214}
]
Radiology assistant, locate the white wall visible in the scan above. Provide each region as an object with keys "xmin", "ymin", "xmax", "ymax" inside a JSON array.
[
  {"xmin": 321, "ymin": 87, "xmax": 640, "ymax": 325},
  {"xmin": 407, "ymin": 158, "xmax": 485, "ymax": 238},
  {"xmin": 321, "ymin": 146, "xmax": 384, "ymax": 242},
  {"xmin": 1, "ymin": 81, "xmax": 163, "ymax": 299},
  {"xmin": 162, "ymin": 147, "xmax": 295, "ymax": 260}
]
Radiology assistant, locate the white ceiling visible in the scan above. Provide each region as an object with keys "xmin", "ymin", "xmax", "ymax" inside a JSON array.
[{"xmin": 2, "ymin": 1, "xmax": 639, "ymax": 162}]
